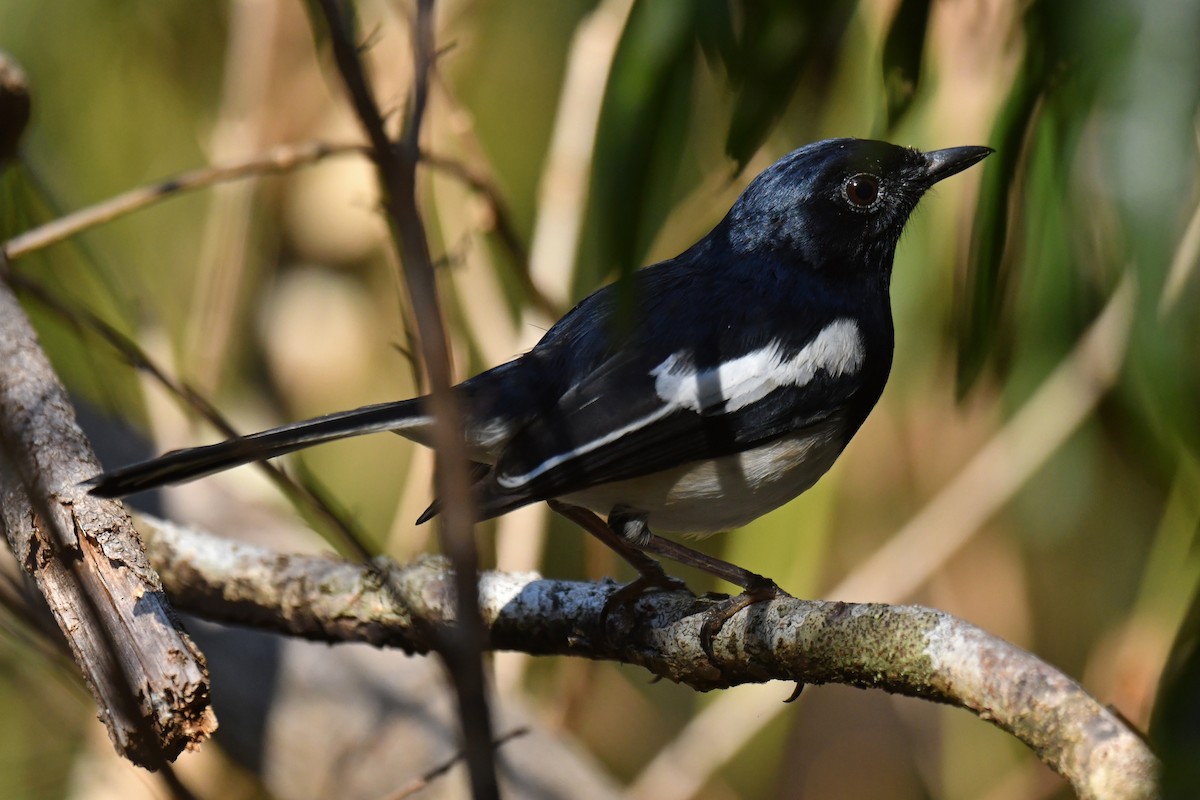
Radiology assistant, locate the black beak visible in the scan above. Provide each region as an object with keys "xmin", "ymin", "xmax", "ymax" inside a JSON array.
[{"xmin": 921, "ymin": 145, "xmax": 993, "ymax": 186}]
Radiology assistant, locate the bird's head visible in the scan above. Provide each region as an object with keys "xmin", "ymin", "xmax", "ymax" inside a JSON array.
[{"xmin": 722, "ymin": 138, "xmax": 992, "ymax": 280}]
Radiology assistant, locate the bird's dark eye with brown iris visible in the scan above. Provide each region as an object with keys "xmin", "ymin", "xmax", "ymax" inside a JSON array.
[{"xmin": 843, "ymin": 173, "xmax": 880, "ymax": 209}]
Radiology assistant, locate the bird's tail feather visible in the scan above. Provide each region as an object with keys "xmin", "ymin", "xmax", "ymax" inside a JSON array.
[{"xmin": 86, "ymin": 399, "xmax": 428, "ymax": 498}]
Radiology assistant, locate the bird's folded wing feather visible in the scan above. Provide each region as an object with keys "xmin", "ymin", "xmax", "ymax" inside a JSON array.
[{"xmin": 490, "ymin": 313, "xmax": 869, "ymax": 503}]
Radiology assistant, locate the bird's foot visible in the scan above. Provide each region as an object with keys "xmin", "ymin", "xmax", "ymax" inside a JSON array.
[
  {"xmin": 699, "ymin": 577, "xmax": 789, "ymax": 661},
  {"xmin": 600, "ymin": 567, "xmax": 691, "ymax": 632}
]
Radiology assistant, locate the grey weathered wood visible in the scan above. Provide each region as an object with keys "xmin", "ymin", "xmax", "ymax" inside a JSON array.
[{"xmin": 0, "ymin": 281, "xmax": 215, "ymax": 768}]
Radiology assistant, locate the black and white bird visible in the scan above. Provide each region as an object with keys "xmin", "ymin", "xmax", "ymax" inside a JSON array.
[{"xmin": 88, "ymin": 138, "xmax": 990, "ymax": 627}]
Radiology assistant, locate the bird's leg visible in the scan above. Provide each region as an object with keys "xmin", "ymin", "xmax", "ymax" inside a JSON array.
[
  {"xmin": 636, "ymin": 533, "xmax": 789, "ymax": 658},
  {"xmin": 549, "ymin": 502, "xmax": 786, "ymax": 658},
  {"xmin": 547, "ymin": 501, "xmax": 686, "ymax": 590},
  {"xmin": 601, "ymin": 508, "xmax": 694, "ymax": 607},
  {"xmin": 548, "ymin": 502, "xmax": 690, "ymax": 626},
  {"xmin": 584, "ymin": 506, "xmax": 786, "ymax": 659}
]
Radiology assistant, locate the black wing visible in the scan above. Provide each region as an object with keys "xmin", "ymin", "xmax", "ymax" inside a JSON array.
[{"xmin": 478, "ymin": 303, "xmax": 884, "ymax": 517}]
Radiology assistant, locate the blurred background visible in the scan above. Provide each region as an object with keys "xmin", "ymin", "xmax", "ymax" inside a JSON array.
[{"xmin": 1, "ymin": 0, "xmax": 1198, "ymax": 798}]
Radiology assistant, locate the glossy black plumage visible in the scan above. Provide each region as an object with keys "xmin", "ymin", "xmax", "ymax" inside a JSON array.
[{"xmin": 87, "ymin": 138, "xmax": 991, "ymax": 544}]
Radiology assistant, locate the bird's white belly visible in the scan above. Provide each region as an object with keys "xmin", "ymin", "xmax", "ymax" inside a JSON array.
[{"xmin": 561, "ymin": 418, "xmax": 847, "ymax": 535}]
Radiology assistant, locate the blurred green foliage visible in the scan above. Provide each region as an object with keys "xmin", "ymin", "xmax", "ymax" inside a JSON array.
[{"xmin": 1, "ymin": 0, "xmax": 1199, "ymax": 798}]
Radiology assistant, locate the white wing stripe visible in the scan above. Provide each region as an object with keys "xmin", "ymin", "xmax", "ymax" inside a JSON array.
[
  {"xmin": 496, "ymin": 404, "xmax": 675, "ymax": 488},
  {"xmin": 652, "ymin": 318, "xmax": 863, "ymax": 413},
  {"xmin": 496, "ymin": 318, "xmax": 863, "ymax": 490}
]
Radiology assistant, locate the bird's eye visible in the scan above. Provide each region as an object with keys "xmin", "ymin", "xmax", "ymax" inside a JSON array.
[{"xmin": 843, "ymin": 173, "xmax": 881, "ymax": 209}]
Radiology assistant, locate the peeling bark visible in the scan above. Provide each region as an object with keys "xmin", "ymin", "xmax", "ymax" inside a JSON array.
[{"xmin": 0, "ymin": 283, "xmax": 215, "ymax": 768}]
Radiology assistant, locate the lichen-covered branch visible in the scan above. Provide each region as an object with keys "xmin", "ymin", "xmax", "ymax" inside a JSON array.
[
  {"xmin": 139, "ymin": 514, "xmax": 1158, "ymax": 800},
  {"xmin": 0, "ymin": 281, "xmax": 215, "ymax": 768}
]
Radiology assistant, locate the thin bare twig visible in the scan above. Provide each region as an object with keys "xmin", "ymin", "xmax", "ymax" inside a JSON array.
[
  {"xmin": 384, "ymin": 728, "xmax": 529, "ymax": 800},
  {"xmin": 420, "ymin": 150, "xmax": 560, "ymax": 318},
  {"xmin": 313, "ymin": 1, "xmax": 497, "ymax": 797},
  {"xmin": 0, "ymin": 138, "xmax": 538, "ymax": 322},
  {"xmin": 3, "ymin": 141, "xmax": 367, "ymax": 261}
]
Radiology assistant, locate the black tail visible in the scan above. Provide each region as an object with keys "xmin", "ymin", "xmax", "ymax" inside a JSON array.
[{"xmin": 86, "ymin": 399, "xmax": 427, "ymax": 498}]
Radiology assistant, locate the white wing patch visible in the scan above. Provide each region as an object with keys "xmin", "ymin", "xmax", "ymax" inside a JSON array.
[
  {"xmin": 495, "ymin": 318, "xmax": 863, "ymax": 490},
  {"xmin": 651, "ymin": 318, "xmax": 863, "ymax": 413}
]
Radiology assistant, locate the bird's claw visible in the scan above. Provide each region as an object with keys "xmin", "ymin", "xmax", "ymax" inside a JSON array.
[{"xmin": 698, "ymin": 578, "xmax": 789, "ymax": 662}]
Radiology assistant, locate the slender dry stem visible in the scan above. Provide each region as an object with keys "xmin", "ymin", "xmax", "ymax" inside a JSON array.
[{"xmin": 312, "ymin": 2, "xmax": 497, "ymax": 796}]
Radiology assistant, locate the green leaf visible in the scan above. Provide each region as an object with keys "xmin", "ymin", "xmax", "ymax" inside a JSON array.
[
  {"xmin": 722, "ymin": 0, "xmax": 857, "ymax": 169},
  {"xmin": 954, "ymin": 58, "xmax": 1043, "ymax": 398},
  {"xmin": 581, "ymin": 1, "xmax": 699, "ymax": 300},
  {"xmin": 881, "ymin": 0, "xmax": 931, "ymax": 130}
]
